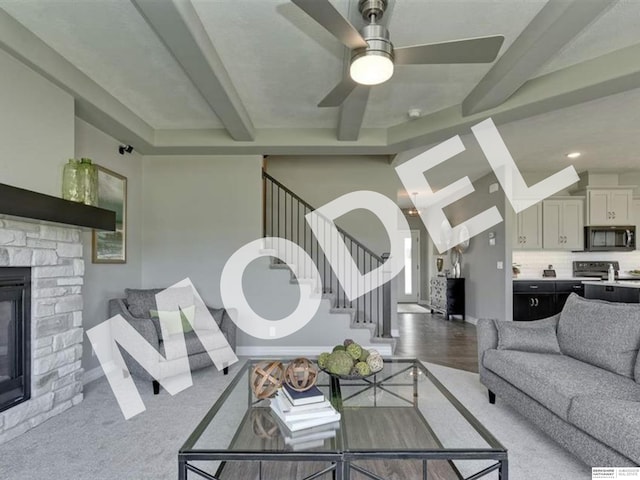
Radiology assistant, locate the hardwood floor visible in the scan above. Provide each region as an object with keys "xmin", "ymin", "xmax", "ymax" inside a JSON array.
[{"xmin": 394, "ymin": 310, "xmax": 479, "ymax": 373}]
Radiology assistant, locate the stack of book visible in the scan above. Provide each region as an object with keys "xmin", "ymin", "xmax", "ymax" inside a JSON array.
[{"xmin": 270, "ymin": 383, "xmax": 340, "ymax": 450}]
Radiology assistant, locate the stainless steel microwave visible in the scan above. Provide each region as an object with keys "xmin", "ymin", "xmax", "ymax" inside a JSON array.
[{"xmin": 584, "ymin": 226, "xmax": 635, "ymax": 251}]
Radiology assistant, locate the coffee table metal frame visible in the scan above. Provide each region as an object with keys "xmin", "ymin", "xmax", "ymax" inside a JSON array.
[{"xmin": 178, "ymin": 358, "xmax": 508, "ymax": 480}]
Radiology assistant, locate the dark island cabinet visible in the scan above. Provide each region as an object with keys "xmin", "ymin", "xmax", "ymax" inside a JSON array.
[
  {"xmin": 513, "ymin": 280, "xmax": 584, "ymax": 321},
  {"xmin": 584, "ymin": 284, "xmax": 640, "ymax": 303}
]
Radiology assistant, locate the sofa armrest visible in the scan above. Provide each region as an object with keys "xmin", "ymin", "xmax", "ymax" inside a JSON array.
[
  {"xmin": 477, "ymin": 319, "xmax": 499, "ymax": 374},
  {"xmin": 207, "ymin": 306, "xmax": 237, "ymax": 352},
  {"xmin": 108, "ymin": 298, "xmax": 160, "ymax": 350}
]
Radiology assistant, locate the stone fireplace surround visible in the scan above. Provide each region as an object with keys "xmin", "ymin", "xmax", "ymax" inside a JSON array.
[{"xmin": 0, "ymin": 217, "xmax": 84, "ymax": 444}]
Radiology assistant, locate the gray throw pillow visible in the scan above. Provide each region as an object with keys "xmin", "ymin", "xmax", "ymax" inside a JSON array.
[
  {"xmin": 124, "ymin": 288, "xmax": 163, "ymax": 318},
  {"xmin": 496, "ymin": 322, "xmax": 561, "ymax": 354},
  {"xmin": 558, "ymin": 294, "xmax": 640, "ymax": 379}
]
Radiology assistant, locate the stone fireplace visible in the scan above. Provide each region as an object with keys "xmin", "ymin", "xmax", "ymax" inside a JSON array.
[{"xmin": 0, "ymin": 218, "xmax": 84, "ymax": 444}]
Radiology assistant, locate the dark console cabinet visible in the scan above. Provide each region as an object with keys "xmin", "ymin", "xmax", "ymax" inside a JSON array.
[
  {"xmin": 513, "ymin": 280, "xmax": 584, "ymax": 321},
  {"xmin": 429, "ymin": 277, "xmax": 465, "ymax": 320}
]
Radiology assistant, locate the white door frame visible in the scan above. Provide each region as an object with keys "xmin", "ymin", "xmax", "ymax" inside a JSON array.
[{"xmin": 398, "ymin": 229, "xmax": 420, "ymax": 303}]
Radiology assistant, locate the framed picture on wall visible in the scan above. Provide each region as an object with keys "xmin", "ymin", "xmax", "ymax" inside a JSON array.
[{"xmin": 92, "ymin": 166, "xmax": 127, "ymax": 264}]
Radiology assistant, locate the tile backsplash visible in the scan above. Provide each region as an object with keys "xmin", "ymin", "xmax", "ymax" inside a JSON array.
[{"xmin": 513, "ymin": 250, "xmax": 640, "ymax": 278}]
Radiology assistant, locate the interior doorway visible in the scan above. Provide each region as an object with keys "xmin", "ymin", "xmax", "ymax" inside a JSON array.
[{"xmin": 398, "ymin": 230, "xmax": 420, "ymax": 303}]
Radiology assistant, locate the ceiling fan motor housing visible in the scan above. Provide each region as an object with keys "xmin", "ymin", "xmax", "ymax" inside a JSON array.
[
  {"xmin": 358, "ymin": 0, "xmax": 388, "ymax": 21},
  {"xmin": 351, "ymin": 23, "xmax": 394, "ymax": 64}
]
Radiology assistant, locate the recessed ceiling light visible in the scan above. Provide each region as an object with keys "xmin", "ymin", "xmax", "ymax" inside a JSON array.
[{"xmin": 566, "ymin": 152, "xmax": 581, "ymax": 159}]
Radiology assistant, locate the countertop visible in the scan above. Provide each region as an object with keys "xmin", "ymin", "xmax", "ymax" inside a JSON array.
[
  {"xmin": 513, "ymin": 277, "xmax": 594, "ymax": 282},
  {"xmin": 514, "ymin": 276, "xmax": 640, "ymax": 282},
  {"xmin": 582, "ymin": 280, "xmax": 640, "ymax": 289}
]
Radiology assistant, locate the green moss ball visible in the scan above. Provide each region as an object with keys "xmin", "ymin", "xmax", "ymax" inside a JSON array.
[
  {"xmin": 318, "ymin": 352, "xmax": 331, "ymax": 369},
  {"xmin": 355, "ymin": 362, "xmax": 371, "ymax": 376},
  {"xmin": 346, "ymin": 343, "xmax": 362, "ymax": 360},
  {"xmin": 326, "ymin": 350, "xmax": 354, "ymax": 376}
]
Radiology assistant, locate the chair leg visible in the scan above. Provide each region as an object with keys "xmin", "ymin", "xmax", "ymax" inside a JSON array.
[
  {"xmin": 488, "ymin": 390, "xmax": 496, "ymax": 404},
  {"xmin": 153, "ymin": 380, "xmax": 160, "ymax": 395},
  {"xmin": 223, "ymin": 367, "xmax": 229, "ymax": 375}
]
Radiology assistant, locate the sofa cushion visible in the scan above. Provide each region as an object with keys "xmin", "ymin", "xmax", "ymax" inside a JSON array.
[
  {"xmin": 483, "ymin": 349, "xmax": 640, "ymax": 420},
  {"xmin": 160, "ymin": 330, "xmax": 219, "ymax": 360},
  {"xmin": 150, "ymin": 306, "xmax": 195, "ymax": 335},
  {"xmin": 569, "ymin": 395, "xmax": 640, "ymax": 465},
  {"xmin": 558, "ymin": 294, "xmax": 640, "ymax": 378},
  {"xmin": 125, "ymin": 288, "xmax": 163, "ymax": 318},
  {"xmin": 496, "ymin": 321, "xmax": 561, "ymax": 354}
]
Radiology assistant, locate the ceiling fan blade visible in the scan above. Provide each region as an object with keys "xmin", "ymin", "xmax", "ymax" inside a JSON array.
[
  {"xmin": 394, "ymin": 35, "xmax": 505, "ymax": 65},
  {"xmin": 291, "ymin": 0, "xmax": 368, "ymax": 50},
  {"xmin": 318, "ymin": 78, "xmax": 359, "ymax": 107}
]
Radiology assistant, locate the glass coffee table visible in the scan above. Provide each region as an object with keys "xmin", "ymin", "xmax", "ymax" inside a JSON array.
[{"xmin": 179, "ymin": 358, "xmax": 508, "ymax": 480}]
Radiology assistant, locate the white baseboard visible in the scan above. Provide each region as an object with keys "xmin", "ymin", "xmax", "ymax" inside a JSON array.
[
  {"xmin": 237, "ymin": 344, "xmax": 393, "ymax": 357},
  {"xmin": 83, "ymin": 366, "xmax": 105, "ymax": 385},
  {"xmin": 465, "ymin": 315, "xmax": 479, "ymax": 326}
]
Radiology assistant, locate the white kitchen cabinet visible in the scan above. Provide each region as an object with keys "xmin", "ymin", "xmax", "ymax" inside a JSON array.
[
  {"xmin": 514, "ymin": 203, "xmax": 542, "ymax": 250},
  {"xmin": 543, "ymin": 199, "xmax": 584, "ymax": 250},
  {"xmin": 587, "ymin": 189, "xmax": 632, "ymax": 225}
]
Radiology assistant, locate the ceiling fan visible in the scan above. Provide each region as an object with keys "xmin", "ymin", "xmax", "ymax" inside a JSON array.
[{"xmin": 291, "ymin": 0, "xmax": 505, "ymax": 107}]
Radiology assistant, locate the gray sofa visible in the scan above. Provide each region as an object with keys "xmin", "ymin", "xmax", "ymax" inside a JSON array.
[
  {"xmin": 109, "ymin": 288, "xmax": 237, "ymax": 394},
  {"xmin": 478, "ymin": 293, "xmax": 640, "ymax": 467}
]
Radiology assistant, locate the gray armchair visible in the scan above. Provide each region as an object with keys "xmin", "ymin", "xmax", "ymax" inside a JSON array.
[{"xmin": 108, "ymin": 288, "xmax": 237, "ymax": 394}]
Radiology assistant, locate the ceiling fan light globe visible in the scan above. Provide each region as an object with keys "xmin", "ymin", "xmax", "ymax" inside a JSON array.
[{"xmin": 350, "ymin": 52, "xmax": 394, "ymax": 85}]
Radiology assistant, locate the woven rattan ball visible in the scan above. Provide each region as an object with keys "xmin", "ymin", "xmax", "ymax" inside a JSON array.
[
  {"xmin": 251, "ymin": 361, "xmax": 284, "ymax": 399},
  {"xmin": 284, "ymin": 357, "xmax": 318, "ymax": 392}
]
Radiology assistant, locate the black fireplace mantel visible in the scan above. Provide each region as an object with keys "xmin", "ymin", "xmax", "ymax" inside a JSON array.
[{"xmin": 0, "ymin": 183, "xmax": 115, "ymax": 231}]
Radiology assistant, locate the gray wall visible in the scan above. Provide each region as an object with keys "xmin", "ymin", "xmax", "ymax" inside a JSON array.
[
  {"xmin": 444, "ymin": 172, "xmax": 509, "ymax": 322},
  {"xmin": 0, "ymin": 51, "xmax": 146, "ymax": 372},
  {"xmin": 76, "ymin": 119, "xmax": 143, "ymax": 371},
  {"xmin": 140, "ymin": 155, "xmax": 263, "ymax": 307},
  {"xmin": 0, "ymin": 49, "xmax": 73, "ymax": 195}
]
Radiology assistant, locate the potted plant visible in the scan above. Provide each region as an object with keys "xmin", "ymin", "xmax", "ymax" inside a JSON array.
[{"xmin": 512, "ymin": 263, "xmax": 521, "ymax": 278}]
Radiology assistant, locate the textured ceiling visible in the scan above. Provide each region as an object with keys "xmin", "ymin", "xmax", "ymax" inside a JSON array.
[
  {"xmin": 2, "ymin": 0, "xmax": 640, "ymax": 178},
  {"xmin": 537, "ymin": 0, "xmax": 640, "ymax": 77},
  {"xmin": 0, "ymin": 0, "xmax": 223, "ymax": 129}
]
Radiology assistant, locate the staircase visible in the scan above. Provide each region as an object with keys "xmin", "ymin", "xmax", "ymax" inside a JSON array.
[{"xmin": 262, "ymin": 171, "xmax": 394, "ymax": 351}]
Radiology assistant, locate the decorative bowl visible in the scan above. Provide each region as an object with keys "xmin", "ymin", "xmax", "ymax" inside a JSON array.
[{"xmin": 319, "ymin": 366, "xmax": 378, "ymax": 381}]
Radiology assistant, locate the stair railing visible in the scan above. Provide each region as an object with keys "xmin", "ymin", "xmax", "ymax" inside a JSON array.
[{"xmin": 262, "ymin": 170, "xmax": 391, "ymax": 338}]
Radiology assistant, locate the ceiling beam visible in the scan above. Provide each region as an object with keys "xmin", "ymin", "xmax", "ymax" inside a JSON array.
[
  {"xmin": 131, "ymin": 0, "xmax": 255, "ymax": 141},
  {"xmin": 3, "ymin": 2, "xmax": 640, "ymax": 157},
  {"xmin": 0, "ymin": 8, "xmax": 155, "ymax": 151},
  {"xmin": 461, "ymin": 0, "xmax": 615, "ymax": 117},
  {"xmin": 390, "ymin": 41, "xmax": 640, "ymax": 162}
]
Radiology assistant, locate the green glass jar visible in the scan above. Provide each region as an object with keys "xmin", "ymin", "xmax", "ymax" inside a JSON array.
[
  {"xmin": 62, "ymin": 158, "xmax": 81, "ymax": 202},
  {"xmin": 78, "ymin": 158, "xmax": 98, "ymax": 206}
]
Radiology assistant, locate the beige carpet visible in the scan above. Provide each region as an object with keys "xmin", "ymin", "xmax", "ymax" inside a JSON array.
[{"xmin": 0, "ymin": 360, "xmax": 590, "ymax": 479}]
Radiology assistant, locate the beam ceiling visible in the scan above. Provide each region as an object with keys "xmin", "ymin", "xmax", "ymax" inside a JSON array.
[
  {"xmin": 462, "ymin": 0, "xmax": 615, "ymax": 117},
  {"xmin": 1, "ymin": 4, "xmax": 639, "ymax": 157},
  {"xmin": 131, "ymin": 0, "xmax": 255, "ymax": 141}
]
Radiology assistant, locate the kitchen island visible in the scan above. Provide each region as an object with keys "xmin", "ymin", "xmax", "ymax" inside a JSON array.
[
  {"xmin": 513, "ymin": 278, "xmax": 587, "ymax": 321},
  {"xmin": 583, "ymin": 280, "xmax": 640, "ymax": 303}
]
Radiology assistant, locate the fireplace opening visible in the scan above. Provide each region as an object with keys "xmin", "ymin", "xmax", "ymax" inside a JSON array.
[{"xmin": 0, "ymin": 267, "xmax": 31, "ymax": 413}]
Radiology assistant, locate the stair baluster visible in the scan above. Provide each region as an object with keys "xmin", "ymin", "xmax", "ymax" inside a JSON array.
[{"xmin": 263, "ymin": 171, "xmax": 391, "ymax": 338}]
